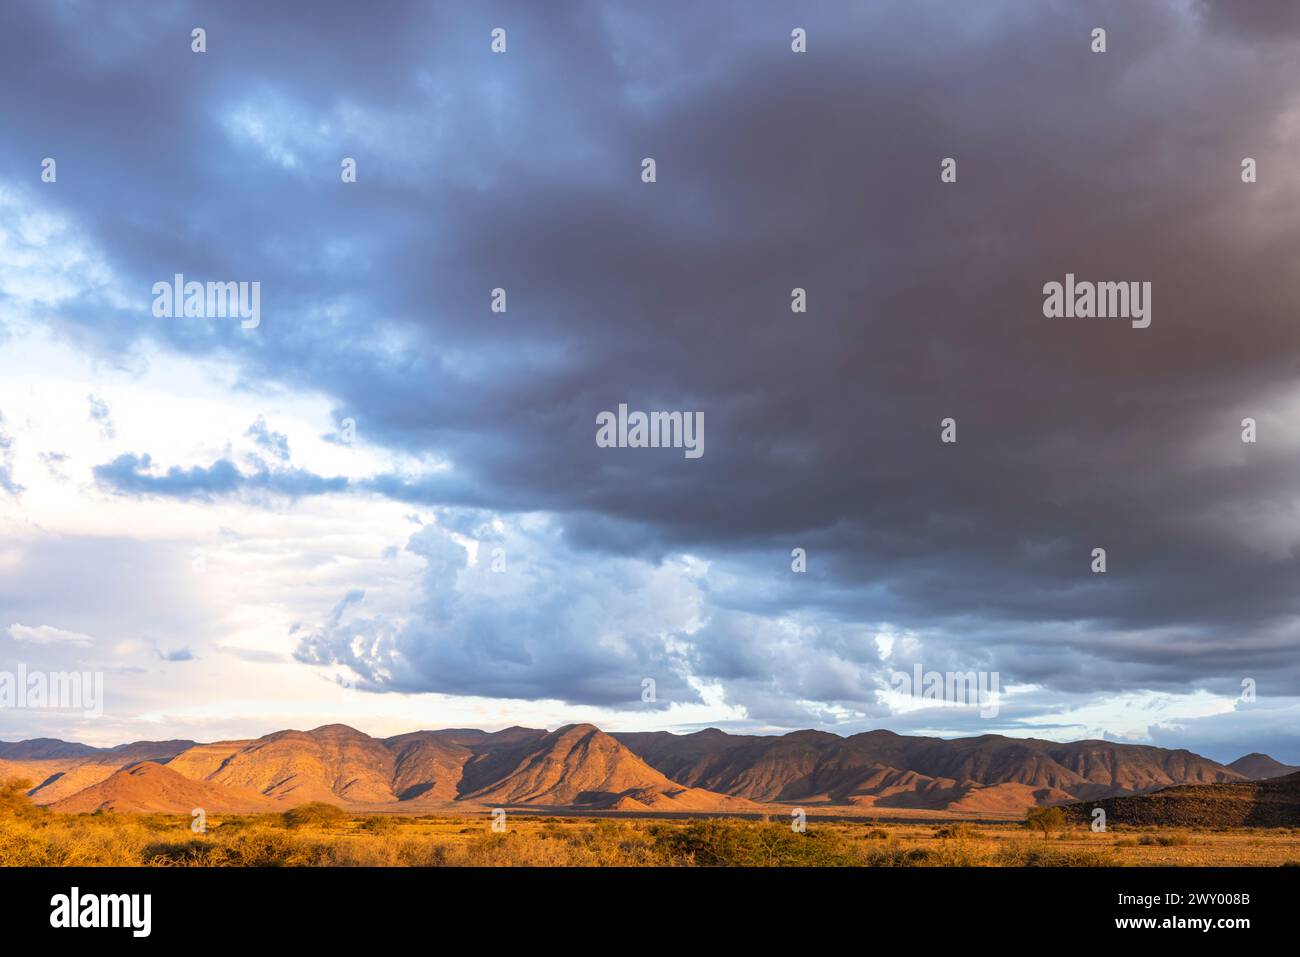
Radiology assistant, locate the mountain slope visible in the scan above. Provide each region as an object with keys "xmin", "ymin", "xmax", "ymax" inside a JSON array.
[
  {"xmin": 1, "ymin": 724, "xmax": 1259, "ymax": 815},
  {"xmin": 459, "ymin": 723, "xmax": 759, "ymax": 810},
  {"xmin": 613, "ymin": 728, "xmax": 1243, "ymax": 806},
  {"xmin": 0, "ymin": 739, "xmax": 198, "ymax": 805},
  {"xmin": 1227, "ymin": 753, "xmax": 1300, "ymax": 780},
  {"xmin": 1065, "ymin": 771, "xmax": 1300, "ymax": 828},
  {"xmin": 384, "ymin": 731, "xmax": 479, "ymax": 802},
  {"xmin": 172, "ymin": 724, "xmax": 399, "ymax": 804},
  {"xmin": 49, "ymin": 762, "xmax": 280, "ymax": 814},
  {"xmin": 161, "ymin": 725, "xmax": 549, "ymax": 807}
]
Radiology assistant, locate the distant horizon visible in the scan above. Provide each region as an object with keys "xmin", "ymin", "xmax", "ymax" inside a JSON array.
[
  {"xmin": 0, "ymin": 719, "xmax": 1288, "ymax": 768},
  {"xmin": 4, "ymin": 2, "xmax": 1300, "ymax": 783}
]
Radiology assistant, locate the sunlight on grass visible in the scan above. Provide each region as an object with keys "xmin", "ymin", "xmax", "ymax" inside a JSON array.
[{"xmin": 3, "ymin": 777, "xmax": 1296, "ymax": 867}]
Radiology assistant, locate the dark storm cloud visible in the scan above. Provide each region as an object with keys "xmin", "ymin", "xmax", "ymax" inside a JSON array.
[
  {"xmin": 7, "ymin": 0, "xmax": 1300, "ymax": 726},
  {"xmin": 1197, "ymin": 0, "xmax": 1300, "ymax": 40}
]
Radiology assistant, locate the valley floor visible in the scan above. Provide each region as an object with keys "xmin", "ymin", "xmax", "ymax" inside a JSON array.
[{"xmin": 3, "ymin": 811, "xmax": 1300, "ymax": 867}]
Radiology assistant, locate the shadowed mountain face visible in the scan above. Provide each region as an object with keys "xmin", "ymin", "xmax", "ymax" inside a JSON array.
[
  {"xmin": 0, "ymin": 724, "xmax": 1249, "ymax": 815},
  {"xmin": 611, "ymin": 728, "xmax": 1243, "ymax": 804},
  {"xmin": 467, "ymin": 723, "xmax": 663, "ymax": 804},
  {"xmin": 0, "ymin": 738, "xmax": 194, "ymax": 762},
  {"xmin": 385, "ymin": 730, "xmax": 488, "ymax": 802},
  {"xmin": 1065, "ymin": 771, "xmax": 1300, "ymax": 828}
]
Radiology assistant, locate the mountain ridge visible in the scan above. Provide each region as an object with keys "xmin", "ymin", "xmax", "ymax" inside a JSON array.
[{"xmin": 0, "ymin": 723, "xmax": 1266, "ymax": 816}]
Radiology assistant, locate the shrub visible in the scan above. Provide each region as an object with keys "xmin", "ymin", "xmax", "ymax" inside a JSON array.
[
  {"xmin": 996, "ymin": 840, "xmax": 1117, "ymax": 866},
  {"xmin": 934, "ymin": 823, "xmax": 977, "ymax": 841},
  {"xmin": 282, "ymin": 803, "xmax": 348, "ymax": 829},
  {"xmin": 0, "ymin": 778, "xmax": 45, "ymax": 822},
  {"xmin": 862, "ymin": 839, "xmax": 936, "ymax": 867},
  {"xmin": 653, "ymin": 819, "xmax": 863, "ymax": 867}
]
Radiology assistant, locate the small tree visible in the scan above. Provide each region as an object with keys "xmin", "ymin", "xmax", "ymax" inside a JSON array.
[{"xmin": 1025, "ymin": 805, "xmax": 1066, "ymax": 838}]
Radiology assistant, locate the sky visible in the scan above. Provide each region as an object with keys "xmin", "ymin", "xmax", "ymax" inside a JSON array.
[{"xmin": 1, "ymin": 0, "xmax": 1299, "ymax": 764}]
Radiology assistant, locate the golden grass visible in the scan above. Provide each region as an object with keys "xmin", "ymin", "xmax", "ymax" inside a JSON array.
[{"xmin": 4, "ymin": 781, "xmax": 1299, "ymax": 866}]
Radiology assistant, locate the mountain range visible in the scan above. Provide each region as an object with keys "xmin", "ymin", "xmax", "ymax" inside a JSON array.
[{"xmin": 0, "ymin": 723, "xmax": 1290, "ymax": 817}]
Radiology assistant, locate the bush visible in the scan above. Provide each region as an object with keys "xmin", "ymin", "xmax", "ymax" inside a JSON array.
[
  {"xmin": 282, "ymin": 803, "xmax": 348, "ymax": 829},
  {"xmin": 653, "ymin": 820, "xmax": 863, "ymax": 867},
  {"xmin": 996, "ymin": 840, "xmax": 1118, "ymax": 867},
  {"xmin": 360, "ymin": 815, "xmax": 398, "ymax": 834},
  {"xmin": 145, "ymin": 827, "xmax": 335, "ymax": 866},
  {"xmin": 862, "ymin": 839, "xmax": 939, "ymax": 867},
  {"xmin": 934, "ymin": 823, "xmax": 977, "ymax": 841},
  {"xmin": 0, "ymin": 778, "xmax": 45, "ymax": 822}
]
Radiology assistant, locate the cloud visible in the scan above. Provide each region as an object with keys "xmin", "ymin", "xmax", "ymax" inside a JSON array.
[
  {"xmin": 38, "ymin": 450, "xmax": 68, "ymax": 478},
  {"xmin": 292, "ymin": 515, "xmax": 897, "ymax": 726},
  {"xmin": 293, "ymin": 519, "xmax": 707, "ymax": 708},
  {"xmin": 93, "ymin": 453, "xmax": 242, "ymax": 498},
  {"xmin": 1197, "ymin": 0, "xmax": 1300, "ymax": 40},
  {"xmin": 246, "ymin": 415, "xmax": 290, "ymax": 461},
  {"xmin": 0, "ymin": 411, "xmax": 21, "ymax": 496},
  {"xmin": 87, "ymin": 394, "xmax": 115, "ymax": 438},
  {"xmin": 6, "ymin": 623, "xmax": 94, "ymax": 647},
  {"xmin": 3, "ymin": 1, "xmax": 1300, "ymax": 748},
  {"xmin": 93, "ymin": 452, "xmax": 347, "ymax": 500},
  {"xmin": 1149, "ymin": 699, "xmax": 1300, "ymax": 766}
]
